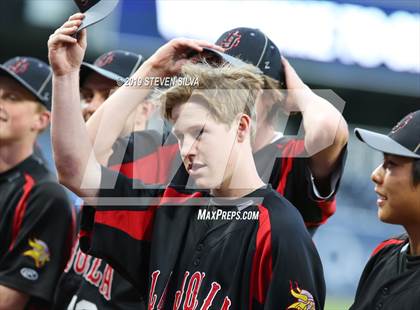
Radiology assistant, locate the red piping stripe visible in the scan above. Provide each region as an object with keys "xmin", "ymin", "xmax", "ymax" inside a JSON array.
[
  {"xmin": 371, "ymin": 239, "xmax": 405, "ymax": 257},
  {"xmin": 9, "ymin": 173, "xmax": 35, "ymax": 251},
  {"xmin": 276, "ymin": 140, "xmax": 305, "ymax": 195},
  {"xmin": 250, "ymin": 205, "xmax": 272, "ymax": 308}
]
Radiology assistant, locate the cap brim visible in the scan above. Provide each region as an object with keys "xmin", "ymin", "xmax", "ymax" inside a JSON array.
[
  {"xmin": 355, "ymin": 128, "xmax": 420, "ymax": 159},
  {"xmin": 0, "ymin": 65, "xmax": 47, "ymax": 104},
  {"xmin": 80, "ymin": 62, "xmax": 124, "ymax": 83},
  {"xmin": 77, "ymin": 0, "xmax": 120, "ymax": 32},
  {"xmin": 202, "ymin": 48, "xmax": 262, "ymax": 73}
]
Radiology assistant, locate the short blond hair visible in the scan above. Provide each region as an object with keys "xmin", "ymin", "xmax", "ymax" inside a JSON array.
[{"xmin": 160, "ymin": 63, "xmax": 265, "ymax": 133}]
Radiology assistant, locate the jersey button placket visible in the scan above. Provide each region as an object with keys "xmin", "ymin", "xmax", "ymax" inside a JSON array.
[
  {"xmin": 194, "ymin": 258, "xmax": 201, "ymax": 267},
  {"xmin": 381, "ymin": 287, "xmax": 389, "ymax": 296},
  {"xmin": 375, "ymin": 302, "xmax": 383, "ymax": 310},
  {"xmin": 196, "ymin": 243, "xmax": 204, "ymax": 252}
]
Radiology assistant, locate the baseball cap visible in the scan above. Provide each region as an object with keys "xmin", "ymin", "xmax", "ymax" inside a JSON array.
[
  {"xmin": 80, "ymin": 50, "xmax": 143, "ymax": 85},
  {"xmin": 355, "ymin": 110, "xmax": 420, "ymax": 159},
  {"xmin": 0, "ymin": 57, "xmax": 52, "ymax": 109},
  {"xmin": 215, "ymin": 27, "xmax": 286, "ymax": 88},
  {"xmin": 74, "ymin": 0, "xmax": 120, "ymax": 32}
]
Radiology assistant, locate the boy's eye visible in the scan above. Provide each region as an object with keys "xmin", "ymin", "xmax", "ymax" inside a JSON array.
[{"xmin": 383, "ymin": 160, "xmax": 396, "ymax": 169}]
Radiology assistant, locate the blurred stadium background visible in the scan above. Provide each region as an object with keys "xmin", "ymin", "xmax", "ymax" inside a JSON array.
[{"xmin": 1, "ymin": 1, "xmax": 418, "ymax": 309}]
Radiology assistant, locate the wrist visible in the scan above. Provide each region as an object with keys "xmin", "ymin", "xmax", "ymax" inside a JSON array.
[
  {"xmin": 141, "ymin": 58, "xmax": 164, "ymax": 78},
  {"xmin": 53, "ymin": 71, "xmax": 80, "ymax": 87}
]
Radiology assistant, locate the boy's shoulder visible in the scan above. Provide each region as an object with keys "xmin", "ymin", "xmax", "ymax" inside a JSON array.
[{"xmin": 259, "ymin": 185, "xmax": 308, "ymax": 234}]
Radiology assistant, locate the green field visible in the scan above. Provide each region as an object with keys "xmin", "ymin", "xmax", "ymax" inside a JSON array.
[{"xmin": 324, "ymin": 297, "xmax": 353, "ymax": 310}]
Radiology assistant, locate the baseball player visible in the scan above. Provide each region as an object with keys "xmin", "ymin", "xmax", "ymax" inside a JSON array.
[
  {"xmin": 350, "ymin": 110, "xmax": 420, "ymax": 309},
  {"xmin": 48, "ymin": 17, "xmax": 326, "ymax": 308},
  {"xmin": 0, "ymin": 56, "xmax": 74, "ymax": 309},
  {"xmin": 53, "ymin": 50, "xmax": 152, "ymax": 310},
  {"xmin": 86, "ymin": 26, "xmax": 348, "ymax": 235}
]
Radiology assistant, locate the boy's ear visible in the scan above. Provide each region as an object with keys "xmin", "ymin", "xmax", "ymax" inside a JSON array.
[
  {"xmin": 32, "ymin": 110, "xmax": 51, "ymax": 133},
  {"xmin": 237, "ymin": 114, "xmax": 251, "ymax": 143}
]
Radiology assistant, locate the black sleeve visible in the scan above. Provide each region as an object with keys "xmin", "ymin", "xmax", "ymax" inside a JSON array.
[
  {"xmin": 0, "ymin": 182, "xmax": 74, "ymax": 302},
  {"xmin": 282, "ymin": 143, "xmax": 347, "ymax": 228},
  {"xmin": 79, "ymin": 166, "xmax": 164, "ymax": 294}
]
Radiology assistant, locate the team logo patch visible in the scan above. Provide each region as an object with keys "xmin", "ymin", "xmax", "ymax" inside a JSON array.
[
  {"xmin": 391, "ymin": 113, "xmax": 414, "ymax": 134},
  {"xmin": 8, "ymin": 59, "xmax": 29, "ymax": 75},
  {"xmin": 23, "ymin": 238, "xmax": 50, "ymax": 268},
  {"xmin": 20, "ymin": 267, "xmax": 38, "ymax": 281},
  {"xmin": 287, "ymin": 281, "xmax": 315, "ymax": 310},
  {"xmin": 95, "ymin": 52, "xmax": 114, "ymax": 67},
  {"xmin": 219, "ymin": 30, "xmax": 241, "ymax": 50}
]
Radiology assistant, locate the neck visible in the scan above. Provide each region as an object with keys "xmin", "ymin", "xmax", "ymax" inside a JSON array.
[
  {"xmin": 0, "ymin": 141, "xmax": 34, "ymax": 173},
  {"xmin": 406, "ymin": 226, "xmax": 420, "ymax": 256},
  {"xmin": 252, "ymin": 123, "xmax": 275, "ymax": 153},
  {"xmin": 211, "ymin": 149, "xmax": 265, "ymax": 198}
]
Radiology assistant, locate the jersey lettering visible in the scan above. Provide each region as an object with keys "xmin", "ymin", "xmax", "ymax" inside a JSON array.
[
  {"xmin": 74, "ymin": 250, "xmax": 91, "ymax": 275},
  {"xmin": 173, "ymin": 271, "xmax": 189, "ymax": 310},
  {"xmin": 99, "ymin": 264, "xmax": 114, "ymax": 301},
  {"xmin": 86, "ymin": 257, "xmax": 103, "ymax": 287},
  {"xmin": 150, "ymin": 270, "xmax": 229, "ymax": 309},
  {"xmin": 157, "ymin": 272, "xmax": 172, "ymax": 310},
  {"xmin": 149, "ymin": 270, "xmax": 161, "ymax": 310},
  {"xmin": 183, "ymin": 272, "xmax": 205, "ymax": 310},
  {"xmin": 67, "ymin": 247, "xmax": 115, "ymax": 301},
  {"xmin": 200, "ymin": 282, "xmax": 221, "ymax": 310},
  {"xmin": 221, "ymin": 297, "xmax": 231, "ymax": 310}
]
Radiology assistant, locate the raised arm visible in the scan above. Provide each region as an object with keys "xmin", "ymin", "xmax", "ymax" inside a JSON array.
[
  {"xmin": 48, "ymin": 15, "xmax": 221, "ymax": 197},
  {"xmin": 85, "ymin": 39, "xmax": 223, "ymax": 165},
  {"xmin": 282, "ymin": 57, "xmax": 348, "ymax": 190},
  {"xmin": 48, "ymin": 13, "xmax": 101, "ymax": 198}
]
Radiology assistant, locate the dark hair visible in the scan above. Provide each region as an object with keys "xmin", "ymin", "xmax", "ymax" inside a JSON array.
[{"xmin": 413, "ymin": 159, "xmax": 420, "ymax": 187}]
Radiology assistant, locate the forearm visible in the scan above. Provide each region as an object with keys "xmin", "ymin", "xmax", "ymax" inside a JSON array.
[
  {"xmin": 0, "ymin": 285, "xmax": 29, "ymax": 310},
  {"xmin": 300, "ymin": 94, "xmax": 348, "ymax": 156},
  {"xmin": 296, "ymin": 91, "xmax": 348, "ymax": 181},
  {"xmin": 51, "ymin": 72, "xmax": 100, "ymax": 195},
  {"xmin": 86, "ymin": 62, "xmax": 155, "ymax": 165}
]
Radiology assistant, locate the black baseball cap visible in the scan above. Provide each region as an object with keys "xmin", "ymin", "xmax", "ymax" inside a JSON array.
[
  {"xmin": 0, "ymin": 57, "xmax": 52, "ymax": 110},
  {"xmin": 355, "ymin": 110, "xmax": 420, "ymax": 159},
  {"xmin": 215, "ymin": 27, "xmax": 286, "ymax": 88},
  {"xmin": 80, "ymin": 50, "xmax": 143, "ymax": 84},
  {"xmin": 74, "ymin": 0, "xmax": 120, "ymax": 32}
]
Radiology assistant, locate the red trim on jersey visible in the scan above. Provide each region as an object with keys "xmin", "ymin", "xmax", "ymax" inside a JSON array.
[
  {"xmin": 370, "ymin": 238, "xmax": 405, "ymax": 257},
  {"xmin": 79, "ymin": 229, "xmax": 92, "ymax": 245},
  {"xmin": 95, "ymin": 209, "xmax": 156, "ymax": 241},
  {"xmin": 159, "ymin": 188, "xmax": 203, "ymax": 205},
  {"xmin": 9, "ymin": 173, "xmax": 35, "ymax": 251},
  {"xmin": 304, "ymin": 199, "xmax": 336, "ymax": 227},
  {"xmin": 276, "ymin": 140, "xmax": 305, "ymax": 195},
  {"xmin": 110, "ymin": 144, "xmax": 179, "ymax": 184},
  {"xmin": 249, "ymin": 205, "xmax": 272, "ymax": 307}
]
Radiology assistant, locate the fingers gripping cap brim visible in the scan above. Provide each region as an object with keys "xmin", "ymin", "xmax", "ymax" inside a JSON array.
[
  {"xmin": 355, "ymin": 128, "xmax": 420, "ymax": 159},
  {"xmin": 76, "ymin": 0, "xmax": 120, "ymax": 32}
]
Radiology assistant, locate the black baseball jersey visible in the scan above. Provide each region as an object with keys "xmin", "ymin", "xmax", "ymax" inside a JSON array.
[
  {"xmin": 79, "ymin": 166, "xmax": 326, "ymax": 309},
  {"xmin": 53, "ymin": 205, "xmax": 146, "ymax": 310},
  {"xmin": 108, "ymin": 130, "xmax": 346, "ymax": 233},
  {"xmin": 0, "ymin": 155, "xmax": 75, "ymax": 309},
  {"xmin": 350, "ymin": 234, "xmax": 420, "ymax": 310}
]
